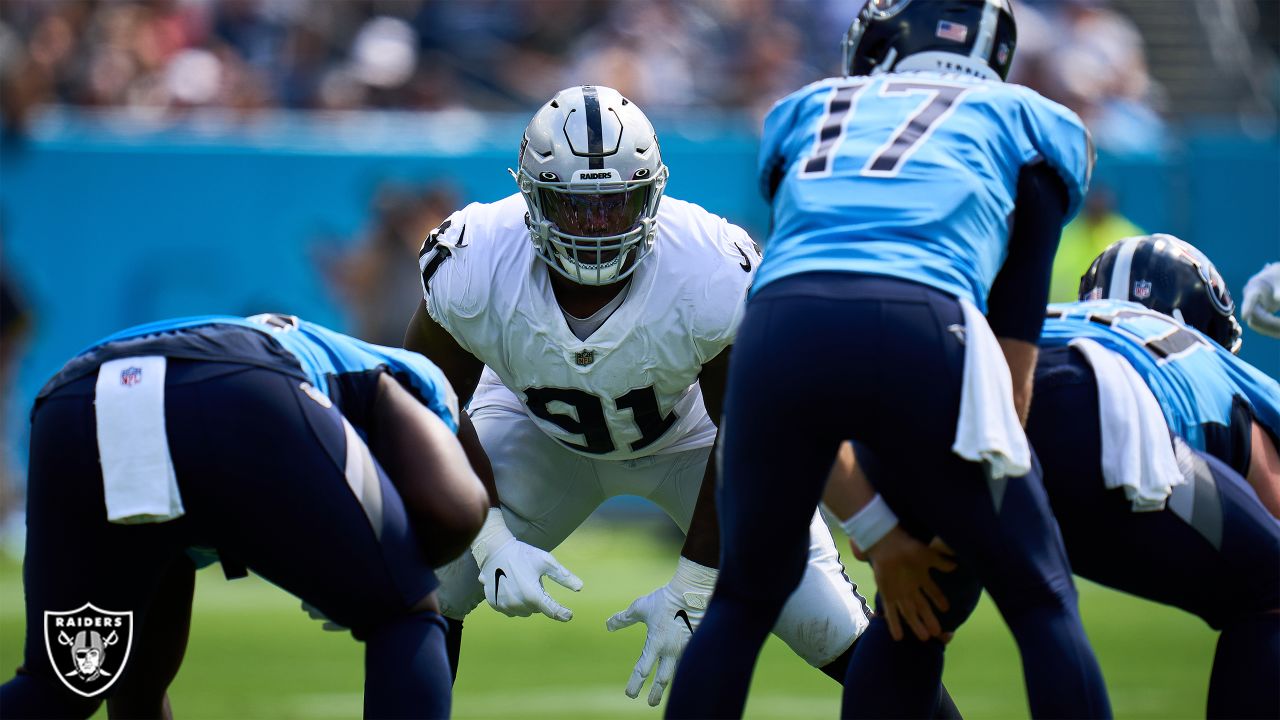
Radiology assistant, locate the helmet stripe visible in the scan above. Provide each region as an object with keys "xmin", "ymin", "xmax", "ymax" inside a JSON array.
[
  {"xmin": 1107, "ymin": 238, "xmax": 1140, "ymax": 301},
  {"xmin": 581, "ymin": 85, "xmax": 605, "ymax": 169}
]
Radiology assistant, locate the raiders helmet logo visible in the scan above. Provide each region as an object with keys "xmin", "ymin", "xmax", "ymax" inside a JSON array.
[{"xmin": 44, "ymin": 604, "xmax": 133, "ymax": 697}]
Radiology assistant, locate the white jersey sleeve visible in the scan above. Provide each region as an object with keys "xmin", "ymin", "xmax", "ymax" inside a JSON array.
[
  {"xmin": 418, "ymin": 196, "xmax": 531, "ymax": 358},
  {"xmin": 685, "ymin": 208, "xmax": 760, "ymax": 365},
  {"xmin": 422, "ymin": 193, "xmax": 757, "ymax": 460}
]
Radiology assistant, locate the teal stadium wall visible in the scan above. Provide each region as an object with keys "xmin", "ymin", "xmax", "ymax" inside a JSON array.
[{"xmin": 0, "ymin": 115, "xmax": 1276, "ymax": 471}]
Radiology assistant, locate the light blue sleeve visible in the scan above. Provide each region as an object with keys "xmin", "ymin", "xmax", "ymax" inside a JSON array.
[
  {"xmin": 295, "ymin": 320, "xmax": 460, "ymax": 433},
  {"xmin": 758, "ymin": 90, "xmax": 807, "ymax": 202},
  {"xmin": 386, "ymin": 349, "xmax": 461, "ymax": 434},
  {"xmin": 1016, "ymin": 89, "xmax": 1095, "ymax": 221}
]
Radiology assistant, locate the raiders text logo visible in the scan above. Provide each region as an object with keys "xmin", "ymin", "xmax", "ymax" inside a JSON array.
[{"xmin": 44, "ymin": 603, "xmax": 134, "ymax": 697}]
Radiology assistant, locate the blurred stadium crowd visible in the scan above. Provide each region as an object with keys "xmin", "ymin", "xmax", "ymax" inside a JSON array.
[{"xmin": 1, "ymin": 0, "xmax": 1274, "ymax": 152}]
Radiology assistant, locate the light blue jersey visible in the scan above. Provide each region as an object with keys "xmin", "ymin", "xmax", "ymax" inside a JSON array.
[
  {"xmin": 1040, "ymin": 300, "xmax": 1280, "ymax": 453},
  {"xmin": 756, "ymin": 73, "xmax": 1093, "ymax": 309},
  {"xmin": 81, "ymin": 314, "xmax": 459, "ymax": 431}
]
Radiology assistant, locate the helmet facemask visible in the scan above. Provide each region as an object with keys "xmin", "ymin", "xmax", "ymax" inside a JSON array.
[
  {"xmin": 514, "ymin": 86, "xmax": 669, "ymax": 287},
  {"xmin": 516, "ymin": 166, "xmax": 668, "ymax": 286}
]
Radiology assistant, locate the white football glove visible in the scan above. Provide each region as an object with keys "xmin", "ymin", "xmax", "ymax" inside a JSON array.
[
  {"xmin": 472, "ymin": 507, "xmax": 583, "ymax": 621},
  {"xmin": 1242, "ymin": 262, "xmax": 1280, "ymax": 338},
  {"xmin": 605, "ymin": 557, "xmax": 717, "ymax": 706}
]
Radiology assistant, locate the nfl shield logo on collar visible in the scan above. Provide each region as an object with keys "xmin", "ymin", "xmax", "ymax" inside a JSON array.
[
  {"xmin": 44, "ymin": 603, "xmax": 134, "ymax": 698},
  {"xmin": 574, "ymin": 349, "xmax": 595, "ymax": 366},
  {"xmin": 1134, "ymin": 280, "xmax": 1152, "ymax": 300}
]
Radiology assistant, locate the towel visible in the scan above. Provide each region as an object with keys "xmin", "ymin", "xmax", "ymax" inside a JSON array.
[
  {"xmin": 95, "ymin": 356, "xmax": 185, "ymax": 524},
  {"xmin": 951, "ymin": 298, "xmax": 1032, "ymax": 479},
  {"xmin": 1069, "ymin": 338, "xmax": 1186, "ymax": 511}
]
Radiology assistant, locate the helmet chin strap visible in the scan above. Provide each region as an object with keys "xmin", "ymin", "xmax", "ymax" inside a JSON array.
[{"xmin": 893, "ymin": 52, "xmax": 1003, "ymax": 81}]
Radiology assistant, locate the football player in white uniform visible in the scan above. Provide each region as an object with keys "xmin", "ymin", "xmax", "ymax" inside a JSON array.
[{"xmin": 404, "ymin": 85, "xmax": 873, "ymax": 708}]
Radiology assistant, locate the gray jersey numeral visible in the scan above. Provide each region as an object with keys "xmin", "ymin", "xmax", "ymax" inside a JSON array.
[
  {"xmin": 799, "ymin": 79, "xmax": 976, "ymax": 180},
  {"xmin": 863, "ymin": 81, "xmax": 975, "ymax": 177},
  {"xmin": 800, "ymin": 81, "xmax": 871, "ymax": 177}
]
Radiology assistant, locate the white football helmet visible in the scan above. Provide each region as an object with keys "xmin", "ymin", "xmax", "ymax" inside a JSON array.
[{"xmin": 513, "ymin": 85, "xmax": 669, "ymax": 285}]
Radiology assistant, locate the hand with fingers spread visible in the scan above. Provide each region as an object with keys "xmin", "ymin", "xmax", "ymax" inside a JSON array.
[
  {"xmin": 865, "ymin": 528, "xmax": 957, "ymax": 642},
  {"xmin": 606, "ymin": 557, "xmax": 716, "ymax": 706},
  {"xmin": 471, "ymin": 507, "xmax": 583, "ymax": 621}
]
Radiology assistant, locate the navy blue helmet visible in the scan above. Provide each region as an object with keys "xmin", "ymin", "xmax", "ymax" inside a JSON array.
[
  {"xmin": 1079, "ymin": 234, "xmax": 1243, "ymax": 353},
  {"xmin": 842, "ymin": 0, "xmax": 1017, "ymax": 81}
]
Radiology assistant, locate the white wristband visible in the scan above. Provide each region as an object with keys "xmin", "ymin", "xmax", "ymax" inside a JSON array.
[
  {"xmin": 670, "ymin": 556, "xmax": 718, "ymax": 610},
  {"xmin": 471, "ymin": 507, "xmax": 514, "ymax": 568},
  {"xmin": 839, "ymin": 494, "xmax": 899, "ymax": 552}
]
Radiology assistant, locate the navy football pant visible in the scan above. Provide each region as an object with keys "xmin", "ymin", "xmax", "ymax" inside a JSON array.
[
  {"xmin": 1029, "ymin": 346, "xmax": 1280, "ymax": 719},
  {"xmin": 667, "ymin": 274, "xmax": 1110, "ymax": 719},
  {"xmin": 0, "ymin": 361, "xmax": 450, "ymax": 719}
]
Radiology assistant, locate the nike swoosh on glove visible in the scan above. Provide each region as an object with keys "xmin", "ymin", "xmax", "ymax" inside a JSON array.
[
  {"xmin": 605, "ymin": 556, "xmax": 717, "ymax": 706},
  {"xmin": 472, "ymin": 507, "xmax": 582, "ymax": 621}
]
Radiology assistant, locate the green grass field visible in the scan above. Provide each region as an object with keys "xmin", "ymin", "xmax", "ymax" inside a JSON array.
[{"xmin": 0, "ymin": 515, "xmax": 1217, "ymax": 719}]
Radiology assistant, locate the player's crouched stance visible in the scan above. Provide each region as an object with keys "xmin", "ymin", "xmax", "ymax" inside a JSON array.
[
  {"xmin": 406, "ymin": 85, "xmax": 872, "ymax": 707},
  {"xmin": 669, "ymin": 0, "xmax": 1111, "ymax": 717},
  {"xmin": 0, "ymin": 314, "xmax": 488, "ymax": 719},
  {"xmin": 1030, "ymin": 238, "xmax": 1280, "ymax": 718}
]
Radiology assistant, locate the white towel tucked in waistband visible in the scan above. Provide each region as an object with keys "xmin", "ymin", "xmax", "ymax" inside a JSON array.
[
  {"xmin": 95, "ymin": 356, "xmax": 185, "ymax": 524},
  {"xmin": 1069, "ymin": 338, "xmax": 1186, "ymax": 511},
  {"xmin": 951, "ymin": 298, "xmax": 1032, "ymax": 479}
]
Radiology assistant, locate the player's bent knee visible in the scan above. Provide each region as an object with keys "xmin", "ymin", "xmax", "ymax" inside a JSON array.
[
  {"xmin": 774, "ymin": 554, "xmax": 872, "ymax": 667},
  {"xmin": 411, "ymin": 591, "xmax": 442, "ymax": 615},
  {"xmin": 416, "ymin": 487, "xmax": 488, "ymax": 569},
  {"xmin": 932, "ymin": 564, "xmax": 983, "ymax": 633}
]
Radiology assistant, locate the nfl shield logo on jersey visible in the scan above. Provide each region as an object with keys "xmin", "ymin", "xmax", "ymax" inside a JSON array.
[
  {"xmin": 119, "ymin": 367, "xmax": 143, "ymax": 386},
  {"xmin": 44, "ymin": 604, "xmax": 133, "ymax": 697},
  {"xmin": 1134, "ymin": 280, "xmax": 1152, "ymax": 300},
  {"xmin": 574, "ymin": 349, "xmax": 596, "ymax": 366}
]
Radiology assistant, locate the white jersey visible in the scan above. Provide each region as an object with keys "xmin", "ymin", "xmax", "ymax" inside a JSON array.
[{"xmin": 419, "ymin": 193, "xmax": 759, "ymax": 461}]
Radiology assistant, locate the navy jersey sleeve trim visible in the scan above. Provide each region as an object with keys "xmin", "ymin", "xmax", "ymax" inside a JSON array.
[{"xmin": 986, "ymin": 162, "xmax": 1069, "ymax": 342}]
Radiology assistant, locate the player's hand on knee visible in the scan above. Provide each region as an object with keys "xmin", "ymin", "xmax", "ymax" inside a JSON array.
[
  {"xmin": 866, "ymin": 528, "xmax": 957, "ymax": 643},
  {"xmin": 1242, "ymin": 263, "xmax": 1280, "ymax": 338},
  {"xmin": 471, "ymin": 508, "xmax": 582, "ymax": 621},
  {"xmin": 605, "ymin": 557, "xmax": 717, "ymax": 706}
]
